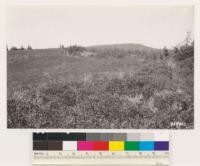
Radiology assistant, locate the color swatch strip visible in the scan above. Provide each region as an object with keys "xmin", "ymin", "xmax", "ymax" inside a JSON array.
[
  {"xmin": 33, "ymin": 133, "xmax": 169, "ymax": 151},
  {"xmin": 33, "ymin": 133, "xmax": 169, "ymax": 141}
]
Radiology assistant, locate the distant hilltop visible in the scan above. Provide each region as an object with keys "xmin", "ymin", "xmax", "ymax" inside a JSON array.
[{"xmin": 87, "ymin": 43, "xmax": 159, "ymax": 51}]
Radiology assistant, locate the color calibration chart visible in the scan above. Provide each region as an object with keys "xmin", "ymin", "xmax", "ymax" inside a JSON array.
[{"xmin": 33, "ymin": 132, "xmax": 170, "ymax": 166}]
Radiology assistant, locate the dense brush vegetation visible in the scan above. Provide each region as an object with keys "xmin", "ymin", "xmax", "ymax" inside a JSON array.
[{"xmin": 7, "ymin": 40, "xmax": 194, "ymax": 128}]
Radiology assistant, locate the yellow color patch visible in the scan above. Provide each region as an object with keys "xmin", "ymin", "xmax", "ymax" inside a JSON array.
[{"xmin": 109, "ymin": 141, "xmax": 124, "ymax": 151}]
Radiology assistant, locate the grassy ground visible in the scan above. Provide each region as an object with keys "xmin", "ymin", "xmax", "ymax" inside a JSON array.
[{"xmin": 7, "ymin": 47, "xmax": 194, "ymax": 128}]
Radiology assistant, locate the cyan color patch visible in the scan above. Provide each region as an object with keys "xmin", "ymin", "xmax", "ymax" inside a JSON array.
[{"xmin": 139, "ymin": 141, "xmax": 154, "ymax": 151}]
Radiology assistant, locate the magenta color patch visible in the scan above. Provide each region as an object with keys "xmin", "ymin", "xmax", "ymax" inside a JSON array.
[{"xmin": 77, "ymin": 141, "xmax": 93, "ymax": 150}]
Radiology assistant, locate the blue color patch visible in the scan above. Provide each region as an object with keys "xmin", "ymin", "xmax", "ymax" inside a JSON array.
[{"xmin": 139, "ymin": 141, "xmax": 154, "ymax": 151}]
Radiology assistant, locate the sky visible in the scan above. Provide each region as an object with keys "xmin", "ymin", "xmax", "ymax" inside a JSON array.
[{"xmin": 7, "ymin": 5, "xmax": 194, "ymax": 49}]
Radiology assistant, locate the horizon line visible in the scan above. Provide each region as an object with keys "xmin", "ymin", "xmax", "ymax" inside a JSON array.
[{"xmin": 7, "ymin": 42, "xmax": 172, "ymax": 50}]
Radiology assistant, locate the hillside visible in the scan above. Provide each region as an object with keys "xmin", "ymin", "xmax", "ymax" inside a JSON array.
[
  {"xmin": 87, "ymin": 43, "xmax": 162, "ymax": 57},
  {"xmin": 7, "ymin": 43, "xmax": 194, "ymax": 129},
  {"xmin": 87, "ymin": 43, "xmax": 158, "ymax": 52}
]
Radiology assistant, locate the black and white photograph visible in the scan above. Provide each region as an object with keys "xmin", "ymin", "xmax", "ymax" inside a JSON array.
[{"xmin": 7, "ymin": 5, "xmax": 194, "ymax": 129}]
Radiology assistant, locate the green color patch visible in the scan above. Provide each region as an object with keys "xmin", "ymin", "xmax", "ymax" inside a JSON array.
[{"xmin": 125, "ymin": 141, "xmax": 139, "ymax": 151}]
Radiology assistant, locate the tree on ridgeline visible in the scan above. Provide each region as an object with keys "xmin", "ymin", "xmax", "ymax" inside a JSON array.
[
  {"xmin": 60, "ymin": 44, "xmax": 65, "ymax": 49},
  {"xmin": 174, "ymin": 47, "xmax": 179, "ymax": 55},
  {"xmin": 27, "ymin": 45, "xmax": 32, "ymax": 50},
  {"xmin": 10, "ymin": 46, "xmax": 18, "ymax": 50},
  {"xmin": 174, "ymin": 32, "xmax": 194, "ymax": 61},
  {"xmin": 20, "ymin": 46, "xmax": 25, "ymax": 50},
  {"xmin": 184, "ymin": 31, "xmax": 192, "ymax": 46},
  {"xmin": 67, "ymin": 45, "xmax": 86, "ymax": 56},
  {"xmin": 163, "ymin": 46, "xmax": 169, "ymax": 57}
]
